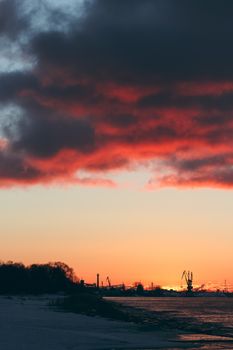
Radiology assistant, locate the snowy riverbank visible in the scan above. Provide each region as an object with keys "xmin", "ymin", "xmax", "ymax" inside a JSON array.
[{"xmin": 0, "ymin": 296, "xmax": 177, "ymax": 350}]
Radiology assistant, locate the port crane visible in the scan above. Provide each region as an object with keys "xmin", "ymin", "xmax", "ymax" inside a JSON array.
[
  {"xmin": 106, "ymin": 276, "xmax": 111, "ymax": 288},
  {"xmin": 193, "ymin": 284, "xmax": 205, "ymax": 292},
  {"xmin": 181, "ymin": 270, "xmax": 193, "ymax": 293}
]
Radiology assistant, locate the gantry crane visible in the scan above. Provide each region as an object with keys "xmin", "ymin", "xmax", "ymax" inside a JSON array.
[{"xmin": 181, "ymin": 270, "xmax": 193, "ymax": 293}]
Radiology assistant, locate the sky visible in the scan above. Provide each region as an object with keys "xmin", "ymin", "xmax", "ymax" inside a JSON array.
[{"xmin": 0, "ymin": 0, "xmax": 233, "ymax": 289}]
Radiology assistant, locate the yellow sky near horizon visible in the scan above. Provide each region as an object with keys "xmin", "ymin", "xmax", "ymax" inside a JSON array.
[{"xmin": 0, "ymin": 178, "xmax": 232, "ymax": 290}]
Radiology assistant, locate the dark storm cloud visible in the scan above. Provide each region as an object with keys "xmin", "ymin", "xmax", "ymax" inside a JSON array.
[
  {"xmin": 138, "ymin": 92, "xmax": 233, "ymax": 111},
  {"xmin": 0, "ymin": 72, "xmax": 38, "ymax": 101},
  {"xmin": 156, "ymin": 168, "xmax": 233, "ymax": 188},
  {"xmin": 124, "ymin": 125, "xmax": 178, "ymax": 145},
  {"xmin": 1, "ymin": 0, "xmax": 233, "ymax": 187},
  {"xmin": 104, "ymin": 114, "xmax": 136, "ymax": 128},
  {"xmin": 0, "ymin": 150, "xmax": 41, "ymax": 181},
  {"xmin": 194, "ymin": 114, "xmax": 233, "ymax": 126},
  {"xmin": 10, "ymin": 110, "xmax": 95, "ymax": 158},
  {"xmin": 167, "ymin": 154, "xmax": 230, "ymax": 172},
  {"xmin": 0, "ymin": 71, "xmax": 102, "ymax": 109},
  {"xmin": 31, "ymin": 0, "xmax": 233, "ymax": 83},
  {"xmin": 148, "ymin": 153, "xmax": 233, "ymax": 189},
  {"xmin": 0, "ymin": 0, "xmax": 27, "ymax": 38}
]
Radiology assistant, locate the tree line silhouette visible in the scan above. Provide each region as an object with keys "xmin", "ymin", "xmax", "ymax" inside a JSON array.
[{"xmin": 0, "ymin": 261, "xmax": 78, "ymax": 294}]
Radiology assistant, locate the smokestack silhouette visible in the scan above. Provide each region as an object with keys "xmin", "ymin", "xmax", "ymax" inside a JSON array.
[{"xmin": 96, "ymin": 273, "xmax": 100, "ymax": 289}]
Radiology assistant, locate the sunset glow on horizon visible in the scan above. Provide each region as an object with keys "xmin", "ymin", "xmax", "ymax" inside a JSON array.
[
  {"xmin": 0, "ymin": 0, "xmax": 233, "ymax": 292},
  {"xmin": 1, "ymin": 183, "xmax": 233, "ymax": 291}
]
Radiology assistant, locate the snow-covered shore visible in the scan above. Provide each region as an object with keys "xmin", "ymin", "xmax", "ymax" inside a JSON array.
[{"xmin": 0, "ymin": 296, "xmax": 176, "ymax": 349}]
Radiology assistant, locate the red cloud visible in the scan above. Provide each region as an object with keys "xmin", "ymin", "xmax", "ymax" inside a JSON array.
[{"xmin": 3, "ymin": 74, "xmax": 233, "ymax": 189}]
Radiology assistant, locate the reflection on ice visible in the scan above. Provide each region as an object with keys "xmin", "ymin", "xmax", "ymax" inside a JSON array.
[{"xmin": 179, "ymin": 333, "xmax": 233, "ymax": 341}]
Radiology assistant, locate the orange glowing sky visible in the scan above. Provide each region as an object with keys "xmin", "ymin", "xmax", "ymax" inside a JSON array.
[{"xmin": 1, "ymin": 178, "xmax": 232, "ymax": 290}]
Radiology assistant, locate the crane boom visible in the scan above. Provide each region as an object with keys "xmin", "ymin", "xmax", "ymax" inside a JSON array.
[
  {"xmin": 181, "ymin": 270, "xmax": 193, "ymax": 293},
  {"xmin": 106, "ymin": 276, "xmax": 111, "ymax": 287}
]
